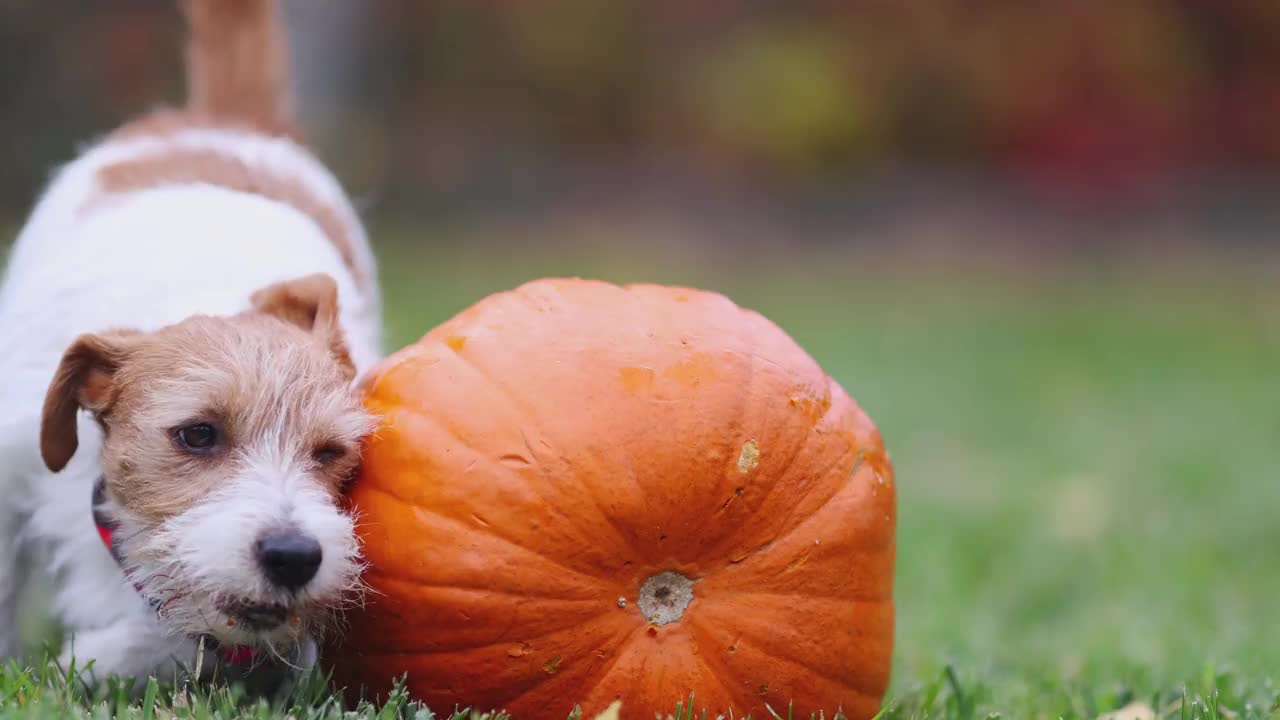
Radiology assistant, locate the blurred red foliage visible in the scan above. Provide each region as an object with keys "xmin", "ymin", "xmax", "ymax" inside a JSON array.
[{"xmin": 0, "ymin": 0, "xmax": 1276, "ymax": 212}]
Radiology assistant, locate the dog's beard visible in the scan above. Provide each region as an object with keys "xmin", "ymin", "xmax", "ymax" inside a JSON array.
[{"xmin": 111, "ymin": 487, "xmax": 367, "ymax": 652}]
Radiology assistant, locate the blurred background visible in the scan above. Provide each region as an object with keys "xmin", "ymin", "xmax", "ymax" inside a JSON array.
[
  {"xmin": 5, "ymin": 1, "xmax": 1280, "ymax": 247},
  {"xmin": 3, "ymin": 0, "xmax": 1279, "ymax": 705}
]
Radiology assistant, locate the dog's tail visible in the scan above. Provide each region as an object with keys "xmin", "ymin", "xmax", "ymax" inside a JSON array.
[{"xmin": 181, "ymin": 0, "xmax": 292, "ymax": 133}]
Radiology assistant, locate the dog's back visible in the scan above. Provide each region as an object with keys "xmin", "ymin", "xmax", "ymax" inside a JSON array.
[
  {"xmin": 0, "ymin": 0, "xmax": 380, "ymax": 371},
  {"xmin": 0, "ymin": 0, "xmax": 381, "ymax": 661}
]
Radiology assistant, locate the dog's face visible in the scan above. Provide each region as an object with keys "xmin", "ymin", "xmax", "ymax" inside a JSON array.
[{"xmin": 40, "ymin": 274, "xmax": 373, "ymax": 651}]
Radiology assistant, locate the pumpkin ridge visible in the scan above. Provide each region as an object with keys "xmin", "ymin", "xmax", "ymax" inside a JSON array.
[
  {"xmin": 753, "ymin": 443, "xmax": 867, "ymax": 548},
  {"xmin": 698, "ymin": 588, "xmax": 892, "ymax": 604},
  {"xmin": 329, "ymin": 608, "xmax": 637, "ymax": 660},
  {"xmin": 742, "ymin": 349, "xmax": 805, "ymax": 376},
  {"xmin": 680, "ymin": 613, "xmax": 737, "ymax": 683},
  {"xmin": 529, "ymin": 623, "xmax": 647, "ymax": 712},
  {"xmin": 515, "ymin": 276, "xmax": 619, "ymax": 296},
  {"xmin": 687, "ymin": 596, "xmax": 895, "ymax": 675},
  {"xmin": 359, "ymin": 343, "xmax": 434, "ymax": 399},
  {"xmin": 376, "ymin": 399, "xmax": 559, "ymax": 506},
  {"xmin": 360, "ymin": 484, "xmax": 614, "ymax": 584},
  {"xmin": 700, "ymin": 422, "xmax": 854, "ymax": 568},
  {"xmin": 374, "ymin": 398, "xmax": 632, "ymax": 564},
  {"xmin": 573, "ymin": 444, "xmax": 649, "ymax": 562},
  {"xmin": 336, "ymin": 612, "xmax": 643, "ymax": 716},
  {"xmin": 707, "ymin": 385, "xmax": 843, "ymax": 555},
  {"xmin": 492, "ymin": 623, "xmax": 645, "ymax": 713},
  {"xmin": 687, "ymin": 646, "xmax": 744, "ymax": 715},
  {"xmin": 685, "ymin": 612, "xmax": 885, "ymax": 702},
  {"xmin": 681, "ymin": 615, "xmax": 777, "ymax": 712},
  {"xmin": 513, "ymin": 278, "xmax": 624, "ymax": 313},
  {"xmin": 430, "ymin": 336, "xmax": 644, "ymax": 559},
  {"xmin": 712, "ymin": 443, "xmax": 882, "ymax": 576},
  {"xmin": 620, "ymin": 280, "xmax": 721, "ymax": 298},
  {"xmin": 364, "ymin": 566, "xmax": 611, "ymax": 603},
  {"xmin": 340, "ymin": 601, "xmax": 625, "ymax": 657},
  {"xmin": 571, "ymin": 623, "xmax": 709, "ymax": 716},
  {"xmin": 501, "ymin": 282, "xmax": 686, "ymax": 553},
  {"xmin": 708, "ymin": 317, "xmax": 768, "ymax": 517}
]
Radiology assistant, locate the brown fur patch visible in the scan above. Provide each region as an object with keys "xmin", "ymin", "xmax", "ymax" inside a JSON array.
[
  {"xmin": 86, "ymin": 142, "xmax": 364, "ymax": 288},
  {"xmin": 46, "ymin": 313, "xmax": 369, "ymax": 521},
  {"xmin": 110, "ymin": 108, "xmax": 297, "ymax": 143}
]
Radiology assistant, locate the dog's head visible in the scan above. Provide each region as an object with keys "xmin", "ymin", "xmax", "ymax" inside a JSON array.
[{"xmin": 40, "ymin": 273, "xmax": 373, "ymax": 651}]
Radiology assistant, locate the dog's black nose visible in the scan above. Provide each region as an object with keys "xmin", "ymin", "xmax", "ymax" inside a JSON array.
[{"xmin": 254, "ymin": 530, "xmax": 322, "ymax": 591}]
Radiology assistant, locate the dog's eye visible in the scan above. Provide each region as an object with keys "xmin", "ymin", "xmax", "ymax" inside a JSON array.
[
  {"xmin": 176, "ymin": 423, "xmax": 219, "ymax": 452},
  {"xmin": 313, "ymin": 444, "xmax": 347, "ymax": 465}
]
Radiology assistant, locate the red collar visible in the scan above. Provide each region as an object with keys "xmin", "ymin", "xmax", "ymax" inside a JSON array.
[{"xmin": 93, "ymin": 477, "xmax": 258, "ymax": 667}]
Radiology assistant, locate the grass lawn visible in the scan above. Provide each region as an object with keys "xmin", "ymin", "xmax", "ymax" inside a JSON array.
[{"xmin": 4, "ymin": 229, "xmax": 1278, "ymax": 719}]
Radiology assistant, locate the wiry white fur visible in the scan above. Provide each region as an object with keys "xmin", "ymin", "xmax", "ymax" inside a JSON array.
[
  {"xmin": 0, "ymin": 123, "xmax": 382, "ymax": 683},
  {"xmin": 129, "ymin": 432, "xmax": 369, "ymax": 647}
]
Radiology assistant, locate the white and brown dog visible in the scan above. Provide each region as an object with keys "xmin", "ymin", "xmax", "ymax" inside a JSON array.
[{"xmin": 0, "ymin": 0, "xmax": 382, "ymax": 693}]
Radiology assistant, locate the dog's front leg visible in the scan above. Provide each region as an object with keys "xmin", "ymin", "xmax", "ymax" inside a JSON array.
[
  {"xmin": 58, "ymin": 620, "xmax": 198, "ymax": 689},
  {"xmin": 0, "ymin": 509, "xmax": 18, "ymax": 660}
]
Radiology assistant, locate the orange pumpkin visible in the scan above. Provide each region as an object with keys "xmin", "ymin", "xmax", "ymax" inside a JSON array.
[{"xmin": 326, "ymin": 278, "xmax": 896, "ymax": 720}]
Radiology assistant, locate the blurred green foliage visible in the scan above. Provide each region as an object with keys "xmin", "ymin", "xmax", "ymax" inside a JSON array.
[{"xmin": 1, "ymin": 1, "xmax": 1278, "ymax": 214}]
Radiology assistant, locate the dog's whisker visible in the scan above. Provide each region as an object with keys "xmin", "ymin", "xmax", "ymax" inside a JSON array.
[{"xmin": 261, "ymin": 637, "xmax": 306, "ymax": 673}]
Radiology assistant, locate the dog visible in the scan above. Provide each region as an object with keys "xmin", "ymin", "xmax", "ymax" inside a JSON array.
[{"xmin": 0, "ymin": 0, "xmax": 382, "ymax": 694}]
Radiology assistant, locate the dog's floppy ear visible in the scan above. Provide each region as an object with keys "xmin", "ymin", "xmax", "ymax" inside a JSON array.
[
  {"xmin": 41, "ymin": 330, "xmax": 141, "ymax": 473},
  {"xmin": 251, "ymin": 273, "xmax": 355, "ymax": 380}
]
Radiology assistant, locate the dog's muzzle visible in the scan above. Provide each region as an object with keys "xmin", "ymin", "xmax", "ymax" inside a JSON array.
[{"xmin": 92, "ymin": 476, "xmax": 262, "ymax": 667}]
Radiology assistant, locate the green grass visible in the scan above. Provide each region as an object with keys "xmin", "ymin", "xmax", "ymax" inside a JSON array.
[
  {"xmin": 0, "ymin": 663, "xmax": 504, "ymax": 720},
  {"xmin": 5, "ymin": 227, "xmax": 1280, "ymax": 718},
  {"xmin": 0, "ymin": 661, "xmax": 1275, "ymax": 719}
]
